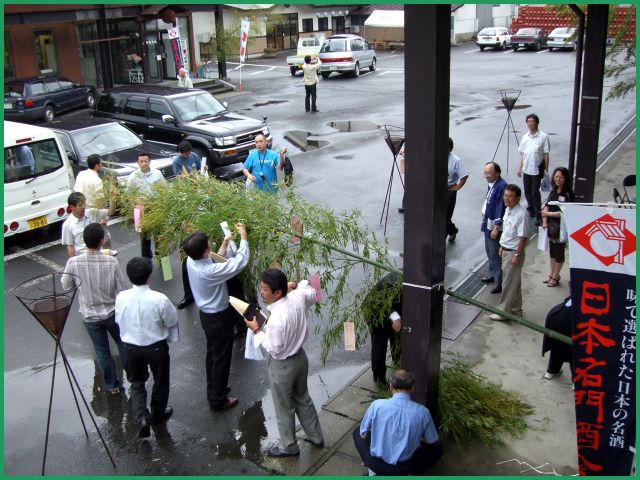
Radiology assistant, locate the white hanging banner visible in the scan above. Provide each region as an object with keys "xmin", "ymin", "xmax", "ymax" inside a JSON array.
[{"xmin": 239, "ymin": 19, "xmax": 250, "ymax": 63}]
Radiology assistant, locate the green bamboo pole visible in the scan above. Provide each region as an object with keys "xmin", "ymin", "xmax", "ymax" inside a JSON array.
[{"xmin": 288, "ymin": 229, "xmax": 573, "ymax": 346}]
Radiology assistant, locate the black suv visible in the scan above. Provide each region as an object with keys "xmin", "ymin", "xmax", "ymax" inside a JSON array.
[{"xmin": 92, "ymin": 85, "xmax": 271, "ymax": 169}]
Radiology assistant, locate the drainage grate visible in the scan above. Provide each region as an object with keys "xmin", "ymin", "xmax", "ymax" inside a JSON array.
[{"xmin": 442, "ymin": 298, "xmax": 482, "ymax": 341}]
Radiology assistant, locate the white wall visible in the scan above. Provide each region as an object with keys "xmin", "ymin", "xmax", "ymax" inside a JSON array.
[
  {"xmin": 453, "ymin": 5, "xmax": 478, "ymax": 42},
  {"xmin": 493, "ymin": 4, "xmax": 516, "ymax": 28},
  {"xmin": 192, "ymin": 12, "xmax": 216, "ymax": 65}
]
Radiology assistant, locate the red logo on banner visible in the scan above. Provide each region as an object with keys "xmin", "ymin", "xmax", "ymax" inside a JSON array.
[
  {"xmin": 570, "ymin": 214, "xmax": 636, "ymax": 266},
  {"xmin": 242, "ymin": 32, "xmax": 248, "ymax": 42}
]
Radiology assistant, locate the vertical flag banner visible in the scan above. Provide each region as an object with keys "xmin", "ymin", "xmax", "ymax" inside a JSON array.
[
  {"xmin": 239, "ymin": 19, "xmax": 250, "ymax": 63},
  {"xmin": 167, "ymin": 26, "xmax": 185, "ymax": 72},
  {"xmin": 561, "ymin": 204, "xmax": 636, "ymax": 475}
]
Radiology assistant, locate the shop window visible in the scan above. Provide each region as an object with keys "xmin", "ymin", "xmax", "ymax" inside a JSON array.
[
  {"xmin": 302, "ymin": 18, "xmax": 313, "ymax": 33},
  {"xmin": 5, "ymin": 33, "xmax": 15, "ymax": 79},
  {"xmin": 318, "ymin": 18, "xmax": 329, "ymax": 31},
  {"xmin": 33, "ymin": 29, "xmax": 58, "ymax": 73}
]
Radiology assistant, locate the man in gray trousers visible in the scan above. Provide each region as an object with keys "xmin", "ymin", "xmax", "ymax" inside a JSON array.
[{"xmin": 244, "ymin": 268, "xmax": 324, "ymax": 457}]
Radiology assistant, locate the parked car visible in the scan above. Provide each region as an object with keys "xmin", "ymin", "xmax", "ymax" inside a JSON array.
[
  {"xmin": 92, "ymin": 85, "xmax": 270, "ymax": 171},
  {"xmin": 510, "ymin": 28, "xmax": 548, "ymax": 51},
  {"xmin": 49, "ymin": 117, "xmax": 176, "ymax": 183},
  {"xmin": 476, "ymin": 27, "xmax": 513, "ymax": 51},
  {"xmin": 547, "ymin": 27, "xmax": 577, "ymax": 51},
  {"xmin": 4, "ymin": 75, "xmax": 98, "ymax": 123},
  {"xmin": 319, "ymin": 34, "xmax": 376, "ymax": 79}
]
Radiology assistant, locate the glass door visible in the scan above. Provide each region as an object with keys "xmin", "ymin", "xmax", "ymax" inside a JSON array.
[{"xmin": 143, "ymin": 34, "xmax": 162, "ymax": 82}]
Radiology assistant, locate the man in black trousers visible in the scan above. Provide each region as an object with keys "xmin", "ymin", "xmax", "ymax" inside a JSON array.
[{"xmin": 115, "ymin": 257, "xmax": 178, "ymax": 438}]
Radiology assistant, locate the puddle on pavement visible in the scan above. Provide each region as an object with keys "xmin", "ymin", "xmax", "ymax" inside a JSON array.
[
  {"xmin": 283, "ymin": 130, "xmax": 329, "ymax": 152},
  {"xmin": 460, "ymin": 116, "xmax": 479, "ymax": 123},
  {"xmin": 326, "ymin": 120, "xmax": 379, "ymax": 133},
  {"xmin": 252, "ymin": 100, "xmax": 288, "ymax": 107},
  {"xmin": 495, "ymin": 104, "xmax": 532, "ymax": 110},
  {"xmin": 335, "ymin": 155, "xmax": 353, "ymax": 160}
]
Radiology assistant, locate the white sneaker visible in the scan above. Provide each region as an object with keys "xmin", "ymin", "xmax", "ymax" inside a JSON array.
[
  {"xmin": 543, "ymin": 371, "xmax": 562, "ymax": 380},
  {"xmin": 110, "ymin": 249, "xmax": 118, "ymax": 256},
  {"xmin": 489, "ymin": 313, "xmax": 506, "ymax": 321}
]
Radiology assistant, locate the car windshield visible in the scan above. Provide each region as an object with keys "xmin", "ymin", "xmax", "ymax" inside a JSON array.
[
  {"xmin": 171, "ymin": 92, "xmax": 226, "ymax": 122},
  {"xmin": 4, "ymin": 139, "xmax": 64, "ymax": 184},
  {"xmin": 516, "ymin": 28, "xmax": 537, "ymax": 35},
  {"xmin": 479, "ymin": 29, "xmax": 496, "ymax": 36},
  {"xmin": 5, "ymin": 83, "xmax": 26, "ymax": 97},
  {"xmin": 551, "ymin": 28, "xmax": 573, "ymax": 35},
  {"xmin": 71, "ymin": 123, "xmax": 142, "ymax": 158},
  {"xmin": 321, "ymin": 39, "xmax": 347, "ymax": 52}
]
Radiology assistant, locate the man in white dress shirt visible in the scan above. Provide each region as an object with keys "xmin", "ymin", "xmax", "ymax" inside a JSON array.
[
  {"xmin": 517, "ymin": 113, "xmax": 550, "ymax": 226},
  {"xmin": 115, "ymin": 256, "xmax": 178, "ymax": 438},
  {"xmin": 74, "ymin": 154, "xmax": 104, "ymax": 207},
  {"xmin": 244, "ymin": 268, "xmax": 324, "ymax": 458}
]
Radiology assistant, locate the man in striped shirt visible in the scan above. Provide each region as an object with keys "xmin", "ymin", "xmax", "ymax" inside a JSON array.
[{"xmin": 61, "ymin": 223, "xmax": 129, "ymax": 394}]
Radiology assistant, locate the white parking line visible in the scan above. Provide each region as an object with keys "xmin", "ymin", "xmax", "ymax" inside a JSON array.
[
  {"xmin": 250, "ymin": 70, "xmax": 266, "ymax": 75},
  {"xmin": 463, "ymin": 49, "xmax": 478, "ymax": 54},
  {"xmin": 536, "ymin": 49, "xmax": 547, "ymax": 54},
  {"xmin": 227, "ymin": 62, "xmax": 288, "ymax": 69},
  {"xmin": 25, "ymin": 252, "xmax": 65, "ymax": 272},
  {"xmin": 379, "ymin": 70, "xmax": 403, "ymax": 75},
  {"xmin": 503, "ymin": 49, "xmax": 513, "ymax": 54},
  {"xmin": 267, "ymin": 66, "xmax": 276, "ymax": 71},
  {"xmin": 232, "ymin": 65, "xmax": 243, "ymax": 71}
]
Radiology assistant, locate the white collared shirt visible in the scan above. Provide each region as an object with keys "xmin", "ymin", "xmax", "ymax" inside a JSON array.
[
  {"xmin": 499, "ymin": 203, "xmax": 528, "ymax": 249},
  {"xmin": 253, "ymin": 280, "xmax": 316, "ymax": 360},
  {"xmin": 115, "ymin": 284, "xmax": 178, "ymax": 346},
  {"xmin": 518, "ymin": 129, "xmax": 550, "ymax": 175},
  {"xmin": 481, "ymin": 180, "xmax": 496, "ymax": 215},
  {"xmin": 61, "ymin": 208, "xmax": 109, "ymax": 254},
  {"xmin": 447, "ymin": 152, "xmax": 469, "ymax": 186},
  {"xmin": 126, "ymin": 167, "xmax": 165, "ymax": 195},
  {"xmin": 74, "ymin": 169, "xmax": 103, "ymax": 207}
]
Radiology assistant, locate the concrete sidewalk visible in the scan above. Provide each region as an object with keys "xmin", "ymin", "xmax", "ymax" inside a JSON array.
[{"xmin": 260, "ymin": 133, "xmax": 635, "ymax": 476}]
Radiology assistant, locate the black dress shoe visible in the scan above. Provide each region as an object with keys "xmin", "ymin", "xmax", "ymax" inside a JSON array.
[
  {"xmin": 138, "ymin": 418, "xmax": 151, "ymax": 438},
  {"xmin": 267, "ymin": 446, "xmax": 300, "ymax": 458},
  {"xmin": 176, "ymin": 297, "xmax": 194, "ymax": 310},
  {"xmin": 480, "ymin": 276, "xmax": 494, "ymax": 283},
  {"xmin": 311, "ymin": 109, "xmax": 319, "ymax": 113},
  {"xmin": 211, "ymin": 397, "xmax": 239, "ymax": 411},
  {"xmin": 225, "ymin": 385, "xmax": 231, "ymax": 394},
  {"xmin": 149, "ymin": 406, "xmax": 173, "ymax": 425},
  {"xmin": 398, "ymin": 207, "xmax": 404, "ymax": 213},
  {"xmin": 490, "ymin": 286, "xmax": 502, "ymax": 294}
]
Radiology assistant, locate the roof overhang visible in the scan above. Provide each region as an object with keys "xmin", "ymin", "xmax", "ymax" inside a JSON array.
[{"xmin": 364, "ymin": 10, "xmax": 404, "ymax": 28}]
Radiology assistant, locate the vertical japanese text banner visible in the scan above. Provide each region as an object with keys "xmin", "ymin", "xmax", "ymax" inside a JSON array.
[
  {"xmin": 167, "ymin": 26, "xmax": 184, "ymax": 73},
  {"xmin": 562, "ymin": 204, "xmax": 636, "ymax": 475},
  {"xmin": 239, "ymin": 19, "xmax": 250, "ymax": 63}
]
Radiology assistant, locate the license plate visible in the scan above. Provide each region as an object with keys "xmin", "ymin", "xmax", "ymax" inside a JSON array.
[
  {"xmin": 330, "ymin": 66, "xmax": 337, "ymax": 71},
  {"xmin": 519, "ymin": 43, "xmax": 525, "ymax": 47},
  {"xmin": 4, "ymin": 103, "xmax": 12, "ymax": 109},
  {"xmin": 28, "ymin": 215, "xmax": 48, "ymax": 230}
]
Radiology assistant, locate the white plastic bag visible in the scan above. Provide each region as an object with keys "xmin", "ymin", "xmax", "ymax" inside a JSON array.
[
  {"xmin": 537, "ymin": 226, "xmax": 549, "ymax": 251},
  {"xmin": 244, "ymin": 330, "xmax": 264, "ymax": 360},
  {"xmin": 540, "ymin": 174, "xmax": 551, "ymax": 192}
]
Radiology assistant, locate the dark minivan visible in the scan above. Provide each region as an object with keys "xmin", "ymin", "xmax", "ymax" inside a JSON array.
[
  {"xmin": 5, "ymin": 75, "xmax": 98, "ymax": 122},
  {"xmin": 92, "ymin": 85, "xmax": 271, "ymax": 169}
]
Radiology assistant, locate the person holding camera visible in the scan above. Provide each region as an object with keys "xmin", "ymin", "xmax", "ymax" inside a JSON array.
[
  {"xmin": 302, "ymin": 55, "xmax": 321, "ymax": 113},
  {"xmin": 242, "ymin": 134, "xmax": 286, "ymax": 193}
]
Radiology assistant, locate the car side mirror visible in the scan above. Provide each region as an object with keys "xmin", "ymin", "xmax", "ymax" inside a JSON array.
[
  {"xmin": 222, "ymin": 101, "xmax": 228, "ymax": 109},
  {"xmin": 66, "ymin": 151, "xmax": 79, "ymax": 165},
  {"xmin": 161, "ymin": 114, "xmax": 176, "ymax": 124}
]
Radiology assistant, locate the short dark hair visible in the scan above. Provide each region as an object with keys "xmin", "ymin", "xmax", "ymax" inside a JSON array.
[
  {"xmin": 485, "ymin": 161, "xmax": 501, "ymax": 174},
  {"xmin": 260, "ymin": 268, "xmax": 288, "ymax": 298},
  {"xmin": 68, "ymin": 192, "xmax": 86, "ymax": 206},
  {"xmin": 137, "ymin": 152, "xmax": 150, "ymax": 161},
  {"xmin": 390, "ymin": 369, "xmax": 415, "ymax": 390},
  {"xmin": 183, "ymin": 231, "xmax": 209, "ymax": 260},
  {"xmin": 254, "ymin": 133, "xmax": 266, "ymax": 142},
  {"xmin": 83, "ymin": 223, "xmax": 105, "ymax": 249},
  {"xmin": 505, "ymin": 183, "xmax": 521, "ymax": 198},
  {"xmin": 126, "ymin": 257, "xmax": 153, "ymax": 286},
  {"xmin": 448, "ymin": 137, "xmax": 454, "ymax": 151},
  {"xmin": 178, "ymin": 140, "xmax": 192, "ymax": 153},
  {"xmin": 87, "ymin": 154, "xmax": 101, "ymax": 170},
  {"xmin": 304, "ymin": 55, "xmax": 311, "ymax": 64},
  {"xmin": 525, "ymin": 113, "xmax": 540, "ymax": 125}
]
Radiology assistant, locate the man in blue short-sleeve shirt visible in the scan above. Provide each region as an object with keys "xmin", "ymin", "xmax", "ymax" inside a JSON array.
[
  {"xmin": 242, "ymin": 134, "xmax": 286, "ymax": 193},
  {"xmin": 353, "ymin": 369, "xmax": 443, "ymax": 476}
]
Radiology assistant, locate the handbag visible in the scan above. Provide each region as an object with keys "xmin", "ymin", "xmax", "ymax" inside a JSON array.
[{"xmin": 547, "ymin": 217, "xmax": 560, "ymax": 240}]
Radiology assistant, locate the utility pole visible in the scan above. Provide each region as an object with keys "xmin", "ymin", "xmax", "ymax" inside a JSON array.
[{"xmin": 402, "ymin": 4, "xmax": 450, "ymax": 423}]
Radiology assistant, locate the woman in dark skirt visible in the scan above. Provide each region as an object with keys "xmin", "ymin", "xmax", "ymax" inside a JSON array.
[{"xmin": 541, "ymin": 167, "xmax": 574, "ymax": 287}]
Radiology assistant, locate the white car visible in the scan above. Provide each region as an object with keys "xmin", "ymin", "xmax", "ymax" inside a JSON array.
[
  {"xmin": 547, "ymin": 27, "xmax": 576, "ymax": 51},
  {"xmin": 476, "ymin": 27, "xmax": 513, "ymax": 51},
  {"xmin": 319, "ymin": 34, "xmax": 376, "ymax": 79}
]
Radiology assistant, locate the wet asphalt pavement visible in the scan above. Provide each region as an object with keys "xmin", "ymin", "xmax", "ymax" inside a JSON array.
[{"xmin": 4, "ymin": 45, "xmax": 635, "ymax": 475}]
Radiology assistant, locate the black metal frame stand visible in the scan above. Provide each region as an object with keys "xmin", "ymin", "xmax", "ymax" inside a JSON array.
[
  {"xmin": 379, "ymin": 125, "xmax": 405, "ymax": 235},
  {"xmin": 491, "ymin": 89, "xmax": 521, "ymax": 173}
]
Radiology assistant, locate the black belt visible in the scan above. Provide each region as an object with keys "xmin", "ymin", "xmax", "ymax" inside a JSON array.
[
  {"xmin": 123, "ymin": 340, "xmax": 167, "ymax": 349},
  {"xmin": 502, "ymin": 247, "xmax": 515, "ymax": 251}
]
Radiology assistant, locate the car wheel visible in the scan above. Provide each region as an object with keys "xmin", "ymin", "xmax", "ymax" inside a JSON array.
[
  {"xmin": 86, "ymin": 92, "xmax": 96, "ymax": 108},
  {"xmin": 290, "ymin": 66, "xmax": 297, "ymax": 76},
  {"xmin": 43, "ymin": 105, "xmax": 55, "ymax": 122},
  {"xmin": 321, "ymin": 72, "xmax": 330, "ymax": 80},
  {"xmin": 353, "ymin": 62, "xmax": 360, "ymax": 78},
  {"xmin": 479, "ymin": 45, "xmax": 485, "ymax": 51},
  {"xmin": 513, "ymin": 46, "xmax": 518, "ymax": 52},
  {"xmin": 369, "ymin": 57, "xmax": 376, "ymax": 72},
  {"xmin": 548, "ymin": 47, "xmax": 553, "ymax": 52}
]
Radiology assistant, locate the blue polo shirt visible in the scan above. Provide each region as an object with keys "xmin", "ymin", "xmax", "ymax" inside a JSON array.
[
  {"xmin": 243, "ymin": 149, "xmax": 280, "ymax": 193},
  {"xmin": 360, "ymin": 392, "xmax": 439, "ymax": 465},
  {"xmin": 172, "ymin": 152, "xmax": 201, "ymax": 176}
]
